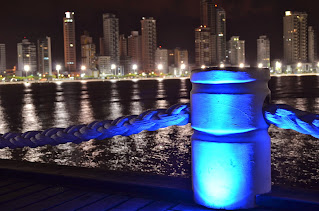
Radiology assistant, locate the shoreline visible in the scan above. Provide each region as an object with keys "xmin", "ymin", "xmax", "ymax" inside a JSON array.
[
  {"xmin": 0, "ymin": 77, "xmax": 190, "ymax": 85},
  {"xmin": 1, "ymin": 73, "xmax": 319, "ymax": 85}
]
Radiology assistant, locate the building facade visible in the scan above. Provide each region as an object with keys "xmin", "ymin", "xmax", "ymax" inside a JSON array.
[
  {"xmin": 81, "ymin": 31, "xmax": 96, "ymax": 70},
  {"xmin": 199, "ymin": 1, "xmax": 226, "ymax": 65},
  {"xmin": 216, "ymin": 8, "xmax": 226, "ymax": 64},
  {"xmin": 103, "ymin": 13, "xmax": 119, "ymax": 66},
  {"xmin": 97, "ymin": 56, "xmax": 111, "ymax": 75},
  {"xmin": 141, "ymin": 17, "xmax": 157, "ymax": 73},
  {"xmin": 63, "ymin": 11, "xmax": 76, "ymax": 73},
  {"xmin": 155, "ymin": 47, "xmax": 168, "ymax": 74},
  {"xmin": 195, "ymin": 26, "xmax": 212, "ymax": 66},
  {"xmin": 257, "ymin": 35, "xmax": 270, "ymax": 68},
  {"xmin": 37, "ymin": 37, "xmax": 52, "ymax": 75},
  {"xmin": 174, "ymin": 48, "xmax": 188, "ymax": 68},
  {"xmin": 128, "ymin": 31, "xmax": 142, "ymax": 71},
  {"xmin": 308, "ymin": 26, "xmax": 317, "ymax": 63},
  {"xmin": 283, "ymin": 11, "xmax": 308, "ymax": 64},
  {"xmin": 227, "ymin": 36, "xmax": 245, "ymax": 66},
  {"xmin": 0, "ymin": 44, "xmax": 5, "ymax": 75},
  {"xmin": 17, "ymin": 38, "xmax": 37, "ymax": 76}
]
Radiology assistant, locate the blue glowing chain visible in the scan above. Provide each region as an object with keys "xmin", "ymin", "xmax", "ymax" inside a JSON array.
[
  {"xmin": 264, "ymin": 104, "xmax": 319, "ymax": 138},
  {"xmin": 1, "ymin": 103, "xmax": 318, "ymax": 149},
  {"xmin": 0, "ymin": 104, "xmax": 190, "ymax": 149}
]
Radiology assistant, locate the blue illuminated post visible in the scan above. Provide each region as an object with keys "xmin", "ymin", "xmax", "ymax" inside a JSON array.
[{"xmin": 191, "ymin": 68, "xmax": 271, "ymax": 209}]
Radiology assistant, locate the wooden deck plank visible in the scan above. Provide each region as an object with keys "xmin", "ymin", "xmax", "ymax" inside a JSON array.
[
  {"xmin": 109, "ymin": 197, "xmax": 153, "ymax": 211},
  {"xmin": 77, "ymin": 195, "xmax": 130, "ymax": 211},
  {"xmin": 0, "ymin": 186, "xmax": 67, "ymax": 210},
  {"xmin": 0, "ymin": 183, "xmax": 48, "ymax": 204},
  {"xmin": 0, "ymin": 182, "xmax": 34, "ymax": 196},
  {"xmin": 139, "ymin": 200, "xmax": 178, "ymax": 211},
  {"xmin": 169, "ymin": 203, "xmax": 213, "ymax": 211},
  {"xmin": 16, "ymin": 190, "xmax": 87, "ymax": 210},
  {"xmin": 47, "ymin": 192, "xmax": 109, "ymax": 211},
  {"xmin": 0, "ymin": 178, "xmax": 22, "ymax": 188}
]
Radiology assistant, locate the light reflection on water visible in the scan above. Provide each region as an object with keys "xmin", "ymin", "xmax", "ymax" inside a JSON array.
[{"xmin": 0, "ymin": 77, "xmax": 318, "ymax": 190}]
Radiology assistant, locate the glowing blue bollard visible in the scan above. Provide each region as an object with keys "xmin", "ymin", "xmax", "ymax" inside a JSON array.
[{"xmin": 191, "ymin": 68, "xmax": 271, "ymax": 209}]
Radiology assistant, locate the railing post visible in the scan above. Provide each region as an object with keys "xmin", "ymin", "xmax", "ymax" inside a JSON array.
[{"xmin": 190, "ymin": 67, "xmax": 271, "ymax": 209}]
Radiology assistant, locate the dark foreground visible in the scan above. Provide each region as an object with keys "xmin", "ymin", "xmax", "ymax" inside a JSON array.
[{"xmin": 0, "ymin": 160, "xmax": 319, "ymax": 210}]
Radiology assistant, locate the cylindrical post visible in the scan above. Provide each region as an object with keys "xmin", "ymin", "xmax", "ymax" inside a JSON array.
[{"xmin": 191, "ymin": 68, "xmax": 271, "ymax": 209}]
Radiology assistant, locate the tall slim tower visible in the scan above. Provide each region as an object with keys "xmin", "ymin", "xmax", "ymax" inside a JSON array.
[
  {"xmin": 257, "ymin": 35, "xmax": 270, "ymax": 68},
  {"xmin": 199, "ymin": 1, "xmax": 226, "ymax": 65},
  {"xmin": 63, "ymin": 11, "xmax": 76, "ymax": 73},
  {"xmin": 81, "ymin": 31, "xmax": 96, "ymax": 70},
  {"xmin": 155, "ymin": 47, "xmax": 168, "ymax": 74},
  {"xmin": 128, "ymin": 31, "xmax": 142, "ymax": 70},
  {"xmin": 141, "ymin": 17, "xmax": 157, "ymax": 73},
  {"xmin": 216, "ymin": 8, "xmax": 226, "ymax": 64},
  {"xmin": 283, "ymin": 11, "xmax": 308, "ymax": 64},
  {"xmin": 0, "ymin": 44, "xmax": 5, "ymax": 75},
  {"xmin": 195, "ymin": 26, "xmax": 212, "ymax": 66},
  {"xmin": 17, "ymin": 38, "xmax": 37, "ymax": 76},
  {"xmin": 103, "ymin": 13, "xmax": 119, "ymax": 66},
  {"xmin": 37, "ymin": 37, "xmax": 52, "ymax": 75},
  {"xmin": 308, "ymin": 26, "xmax": 317, "ymax": 63},
  {"xmin": 227, "ymin": 36, "xmax": 245, "ymax": 66}
]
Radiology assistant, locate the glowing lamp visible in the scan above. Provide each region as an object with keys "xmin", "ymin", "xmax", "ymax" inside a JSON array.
[{"xmin": 191, "ymin": 67, "xmax": 271, "ymax": 209}]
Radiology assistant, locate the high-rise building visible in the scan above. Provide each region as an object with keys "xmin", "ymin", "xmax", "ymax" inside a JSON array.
[
  {"xmin": 97, "ymin": 56, "xmax": 111, "ymax": 75},
  {"xmin": 81, "ymin": 31, "xmax": 96, "ymax": 70},
  {"xmin": 216, "ymin": 8, "xmax": 226, "ymax": 64},
  {"xmin": 227, "ymin": 36, "xmax": 245, "ymax": 66},
  {"xmin": 37, "ymin": 37, "xmax": 52, "ymax": 75},
  {"xmin": 63, "ymin": 11, "xmax": 76, "ymax": 73},
  {"xmin": 128, "ymin": 31, "xmax": 142, "ymax": 70},
  {"xmin": 308, "ymin": 26, "xmax": 317, "ymax": 63},
  {"xmin": 0, "ymin": 44, "xmax": 5, "ymax": 75},
  {"xmin": 257, "ymin": 35, "xmax": 270, "ymax": 68},
  {"xmin": 283, "ymin": 11, "xmax": 308, "ymax": 64},
  {"xmin": 195, "ymin": 26, "xmax": 212, "ymax": 66},
  {"xmin": 199, "ymin": 1, "xmax": 226, "ymax": 65},
  {"xmin": 174, "ymin": 48, "xmax": 189, "ymax": 68},
  {"xmin": 155, "ymin": 47, "xmax": 168, "ymax": 74},
  {"xmin": 99, "ymin": 37, "xmax": 105, "ymax": 56},
  {"xmin": 119, "ymin": 34, "xmax": 131, "ymax": 74},
  {"xmin": 17, "ymin": 38, "xmax": 37, "ymax": 76},
  {"xmin": 119, "ymin": 34, "xmax": 128, "ymax": 58},
  {"xmin": 200, "ymin": 0, "xmax": 217, "ymax": 34},
  {"xmin": 141, "ymin": 17, "xmax": 157, "ymax": 73},
  {"xmin": 103, "ymin": 13, "xmax": 119, "ymax": 66}
]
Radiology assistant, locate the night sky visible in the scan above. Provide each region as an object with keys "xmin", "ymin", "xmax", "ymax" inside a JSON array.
[{"xmin": 1, "ymin": 0, "xmax": 319, "ymax": 68}]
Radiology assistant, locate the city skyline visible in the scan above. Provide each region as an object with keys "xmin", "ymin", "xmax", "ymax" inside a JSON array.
[{"xmin": 1, "ymin": 0, "xmax": 319, "ymax": 68}]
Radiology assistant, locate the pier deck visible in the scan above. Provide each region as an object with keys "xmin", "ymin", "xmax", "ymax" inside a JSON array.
[{"xmin": 0, "ymin": 160, "xmax": 318, "ymax": 210}]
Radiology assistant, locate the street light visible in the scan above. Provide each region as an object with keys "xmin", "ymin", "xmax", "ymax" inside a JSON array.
[
  {"xmin": 239, "ymin": 63, "xmax": 244, "ymax": 68},
  {"xmin": 24, "ymin": 65, "xmax": 30, "ymax": 77},
  {"xmin": 132, "ymin": 64, "xmax": 138, "ymax": 74},
  {"xmin": 201, "ymin": 65, "xmax": 206, "ymax": 69},
  {"xmin": 111, "ymin": 64, "xmax": 116, "ymax": 75},
  {"xmin": 258, "ymin": 63, "xmax": 263, "ymax": 68},
  {"xmin": 56, "ymin": 65, "xmax": 61, "ymax": 79},
  {"xmin": 158, "ymin": 64, "xmax": 163, "ymax": 70},
  {"xmin": 220, "ymin": 63, "xmax": 225, "ymax": 68},
  {"xmin": 81, "ymin": 65, "xmax": 86, "ymax": 71}
]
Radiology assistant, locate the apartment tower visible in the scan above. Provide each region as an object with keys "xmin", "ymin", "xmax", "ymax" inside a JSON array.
[
  {"xmin": 37, "ymin": 37, "xmax": 52, "ymax": 75},
  {"xmin": 103, "ymin": 13, "xmax": 119, "ymax": 66},
  {"xmin": 141, "ymin": 17, "xmax": 157, "ymax": 73},
  {"xmin": 63, "ymin": 11, "xmax": 76, "ymax": 73},
  {"xmin": 283, "ymin": 11, "xmax": 308, "ymax": 64},
  {"xmin": 257, "ymin": 35, "xmax": 270, "ymax": 68},
  {"xmin": 0, "ymin": 44, "xmax": 5, "ymax": 75}
]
